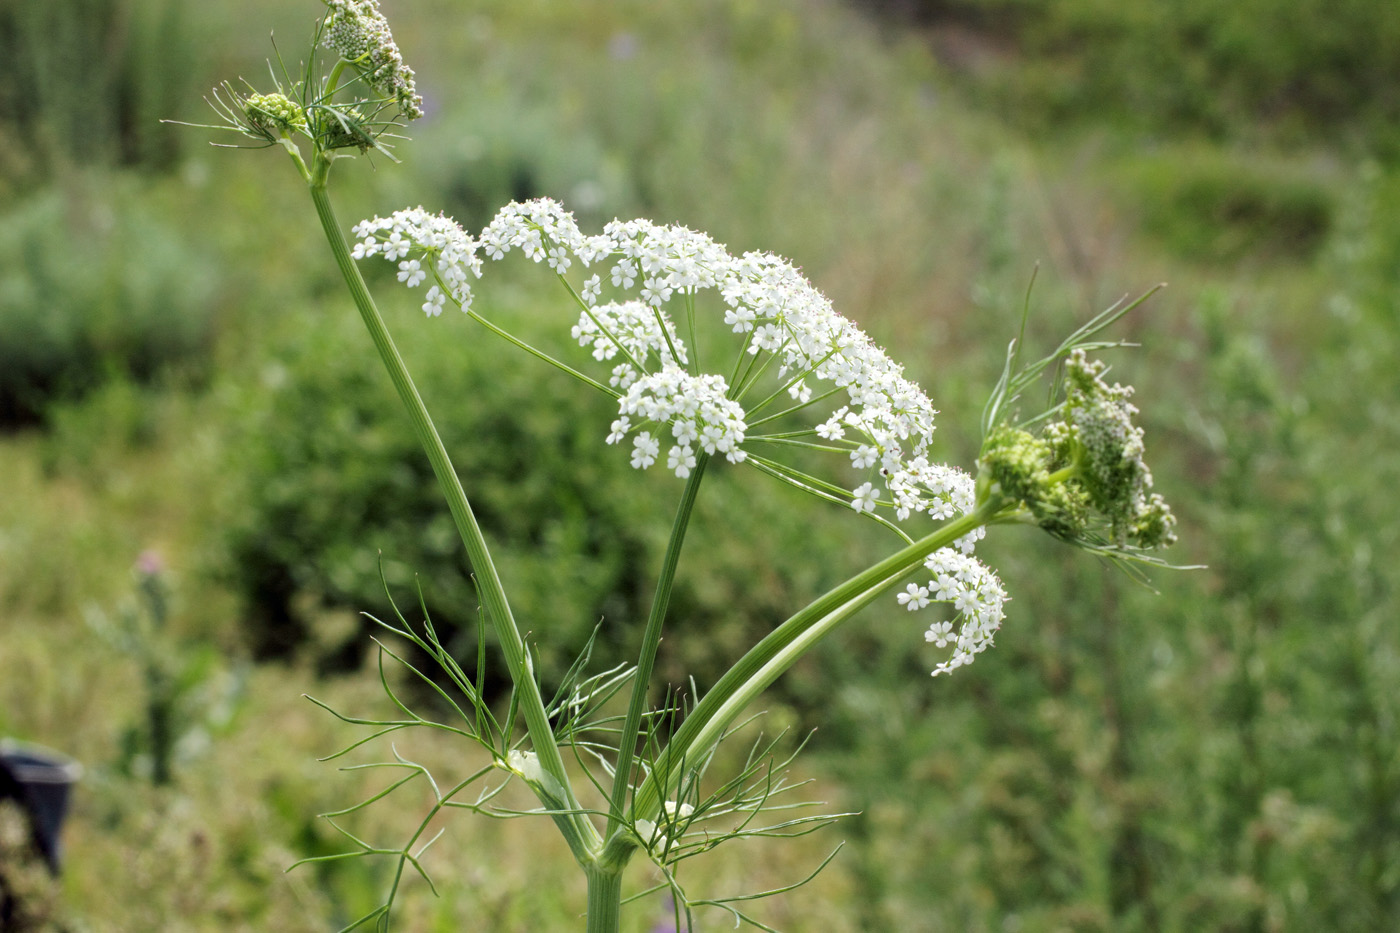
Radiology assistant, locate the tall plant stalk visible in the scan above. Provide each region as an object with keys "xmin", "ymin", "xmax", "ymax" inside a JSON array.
[{"xmin": 307, "ymin": 164, "xmax": 600, "ymax": 862}]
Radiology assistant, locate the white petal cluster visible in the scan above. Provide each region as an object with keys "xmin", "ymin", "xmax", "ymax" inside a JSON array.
[
  {"xmin": 615, "ymin": 365, "xmax": 748, "ymax": 476},
  {"xmin": 917, "ymin": 548, "xmax": 1008, "ymax": 677},
  {"xmin": 479, "ymin": 199, "xmax": 614, "ymax": 267},
  {"xmin": 352, "ymin": 208, "xmax": 482, "ymax": 316},
  {"xmin": 322, "ymin": 0, "xmax": 423, "ymax": 119},
  {"xmin": 571, "ymin": 300, "xmax": 688, "ymax": 387}
]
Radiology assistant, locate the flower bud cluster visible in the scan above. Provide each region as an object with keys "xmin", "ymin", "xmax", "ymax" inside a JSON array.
[
  {"xmin": 322, "ymin": 0, "xmax": 423, "ymax": 120},
  {"xmin": 981, "ymin": 424, "xmax": 1089, "ymax": 540},
  {"xmin": 243, "ymin": 92, "xmax": 306, "ymax": 136},
  {"xmin": 1059, "ymin": 349, "xmax": 1176, "ymax": 548},
  {"xmin": 317, "ymin": 106, "xmax": 378, "ymax": 154},
  {"xmin": 979, "ymin": 349, "xmax": 1176, "ymax": 550}
]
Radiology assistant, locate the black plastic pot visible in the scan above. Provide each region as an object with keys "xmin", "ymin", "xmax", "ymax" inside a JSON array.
[{"xmin": 0, "ymin": 740, "xmax": 82, "ymax": 875}]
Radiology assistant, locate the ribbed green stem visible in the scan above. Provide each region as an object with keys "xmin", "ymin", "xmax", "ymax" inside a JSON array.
[
  {"xmin": 584, "ymin": 864, "xmax": 625, "ymax": 933},
  {"xmin": 616, "ymin": 495, "xmax": 1009, "ymax": 849},
  {"xmin": 606, "ymin": 455, "xmax": 710, "ymax": 843},
  {"xmin": 308, "ymin": 171, "xmax": 599, "ymax": 860}
]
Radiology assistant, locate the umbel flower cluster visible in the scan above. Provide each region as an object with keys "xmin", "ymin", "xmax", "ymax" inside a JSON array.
[
  {"xmin": 351, "ymin": 199, "xmax": 1012, "ymax": 674},
  {"xmin": 351, "ymin": 200, "xmax": 969, "ymax": 513}
]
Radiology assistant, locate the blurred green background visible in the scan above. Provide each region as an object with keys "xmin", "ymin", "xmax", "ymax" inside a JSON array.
[{"xmin": 1, "ymin": 0, "xmax": 1397, "ymax": 929}]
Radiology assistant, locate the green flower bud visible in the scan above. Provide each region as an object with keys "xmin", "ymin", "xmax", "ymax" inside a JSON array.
[
  {"xmin": 980, "ymin": 424, "xmax": 1089, "ymax": 540},
  {"xmin": 1132, "ymin": 492, "xmax": 1178, "ymax": 550},
  {"xmin": 243, "ymin": 92, "xmax": 306, "ymax": 136},
  {"xmin": 1061, "ymin": 349, "xmax": 1175, "ymax": 548},
  {"xmin": 317, "ymin": 106, "xmax": 375, "ymax": 154},
  {"xmin": 980, "ymin": 350, "xmax": 1176, "ymax": 552}
]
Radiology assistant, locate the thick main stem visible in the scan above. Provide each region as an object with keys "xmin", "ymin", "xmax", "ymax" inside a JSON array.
[
  {"xmin": 308, "ymin": 171, "xmax": 599, "ymax": 860},
  {"xmin": 585, "ymin": 864, "xmax": 625, "ymax": 933}
]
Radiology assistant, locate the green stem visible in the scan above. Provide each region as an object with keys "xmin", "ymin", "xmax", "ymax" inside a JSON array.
[
  {"xmin": 606, "ymin": 454, "xmax": 710, "ymax": 842},
  {"xmin": 324, "ymin": 60, "xmax": 348, "ymax": 99},
  {"xmin": 307, "ymin": 167, "xmax": 600, "ymax": 861},
  {"xmin": 585, "ymin": 864, "xmax": 625, "ymax": 933},
  {"xmin": 614, "ymin": 495, "xmax": 1010, "ymax": 853}
]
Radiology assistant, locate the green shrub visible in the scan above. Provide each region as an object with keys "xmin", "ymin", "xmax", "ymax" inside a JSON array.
[
  {"xmin": 1114, "ymin": 146, "xmax": 1335, "ymax": 263},
  {"xmin": 866, "ymin": 0, "xmax": 1400, "ymax": 151},
  {"xmin": 405, "ymin": 95, "xmax": 636, "ymax": 235},
  {"xmin": 0, "ymin": 178, "xmax": 220, "ymax": 425}
]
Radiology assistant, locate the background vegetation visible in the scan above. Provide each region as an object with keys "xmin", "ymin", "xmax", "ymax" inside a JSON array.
[{"xmin": 1, "ymin": 0, "xmax": 1396, "ymax": 929}]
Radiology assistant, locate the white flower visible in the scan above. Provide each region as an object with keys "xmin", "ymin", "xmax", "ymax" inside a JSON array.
[
  {"xmin": 672, "ymin": 419, "xmax": 698, "ymax": 446},
  {"xmin": 666, "ymin": 443, "xmax": 697, "ymax": 478},
  {"xmin": 573, "ymin": 300, "xmax": 688, "ymax": 381},
  {"xmin": 352, "ymin": 207, "xmax": 482, "ymax": 313},
  {"xmin": 907, "ymin": 548, "xmax": 1008, "ymax": 677},
  {"xmin": 581, "ymin": 274, "xmax": 602, "ymax": 305},
  {"xmin": 924, "ymin": 619, "xmax": 954, "ymax": 648},
  {"xmin": 397, "ymin": 258, "xmax": 425, "ymax": 287},
  {"xmin": 546, "ymin": 246, "xmax": 571, "ymax": 273},
  {"xmin": 611, "ymin": 259, "xmax": 637, "ymax": 289},
  {"xmin": 851, "ymin": 482, "xmax": 878, "ymax": 513},
  {"xmin": 606, "ymin": 417, "xmax": 630, "ymax": 445},
  {"xmin": 639, "ymin": 277, "xmax": 673, "ymax": 306},
  {"xmin": 630, "ymin": 432, "xmax": 660, "ymax": 469},
  {"xmin": 897, "ymin": 583, "xmax": 930, "ymax": 611},
  {"xmin": 815, "ymin": 409, "xmax": 847, "ymax": 440},
  {"xmin": 615, "ymin": 366, "xmax": 746, "ymax": 474},
  {"xmin": 383, "ymin": 231, "xmax": 409, "ymax": 261},
  {"xmin": 851, "ymin": 445, "xmax": 878, "ymax": 469},
  {"xmin": 422, "ymin": 285, "xmax": 445, "ymax": 317}
]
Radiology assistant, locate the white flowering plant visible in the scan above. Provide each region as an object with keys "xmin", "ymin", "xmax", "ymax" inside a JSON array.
[{"xmin": 191, "ymin": 2, "xmax": 1180, "ymax": 930}]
